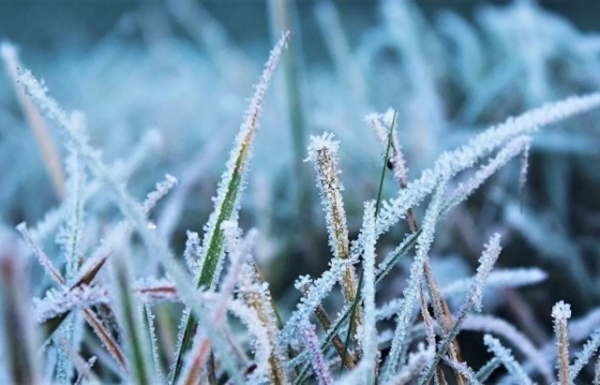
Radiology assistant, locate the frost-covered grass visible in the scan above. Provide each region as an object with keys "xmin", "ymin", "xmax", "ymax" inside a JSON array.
[{"xmin": 2, "ymin": 0, "xmax": 600, "ymax": 384}]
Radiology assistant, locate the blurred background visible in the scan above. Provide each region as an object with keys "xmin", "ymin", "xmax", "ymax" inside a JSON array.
[{"xmin": 1, "ymin": 1, "xmax": 600, "ymax": 380}]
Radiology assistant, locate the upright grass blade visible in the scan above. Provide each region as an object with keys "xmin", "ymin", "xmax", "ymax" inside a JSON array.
[
  {"xmin": 306, "ymin": 133, "xmax": 359, "ymax": 307},
  {"xmin": 340, "ymin": 111, "xmax": 396, "ymax": 375},
  {"xmin": 110, "ymin": 241, "xmax": 153, "ymax": 385},
  {"xmin": 171, "ymin": 32, "xmax": 290, "ymax": 382},
  {"xmin": 267, "ymin": 0, "xmax": 310, "ymax": 225}
]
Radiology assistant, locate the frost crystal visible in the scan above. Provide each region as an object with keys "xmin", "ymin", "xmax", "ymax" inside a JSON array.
[
  {"xmin": 472, "ymin": 233, "xmax": 502, "ymax": 312},
  {"xmin": 552, "ymin": 301, "xmax": 572, "ymax": 321},
  {"xmin": 183, "ymin": 231, "xmax": 202, "ymax": 272},
  {"xmin": 141, "ymin": 174, "xmax": 178, "ymax": 212}
]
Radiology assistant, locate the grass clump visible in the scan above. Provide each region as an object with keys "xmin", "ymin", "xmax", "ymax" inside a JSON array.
[{"xmin": 3, "ymin": 2, "xmax": 600, "ymax": 384}]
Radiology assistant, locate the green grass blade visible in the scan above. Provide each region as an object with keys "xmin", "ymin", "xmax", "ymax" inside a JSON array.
[
  {"xmin": 339, "ymin": 111, "xmax": 396, "ymax": 374},
  {"xmin": 111, "ymin": 246, "xmax": 152, "ymax": 385},
  {"xmin": 268, "ymin": 0, "xmax": 310, "ymax": 225},
  {"xmin": 170, "ymin": 32, "xmax": 290, "ymax": 382}
]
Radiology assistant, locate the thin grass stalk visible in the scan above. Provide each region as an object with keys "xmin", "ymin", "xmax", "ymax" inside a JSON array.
[
  {"xmin": 253, "ymin": 263, "xmax": 285, "ymax": 330},
  {"xmin": 418, "ymin": 283, "xmax": 446, "ymax": 385},
  {"xmin": 177, "ymin": 335, "xmax": 212, "ymax": 385},
  {"xmin": 371, "ymin": 109, "xmax": 465, "ymax": 383},
  {"xmin": 340, "ymin": 115, "xmax": 397, "ymax": 375},
  {"xmin": 177, "ymin": 224, "xmax": 255, "ymax": 385},
  {"xmin": 74, "ymin": 356, "xmax": 98, "ymax": 385},
  {"xmin": 569, "ymin": 328, "xmax": 600, "ymax": 380},
  {"xmin": 307, "ymin": 133, "xmax": 362, "ymax": 363},
  {"xmin": 83, "ymin": 309, "xmax": 127, "ymax": 373},
  {"xmin": 17, "ymin": 223, "xmax": 65, "ymax": 284},
  {"xmin": 56, "ymin": 338, "xmax": 99, "ymax": 385}
]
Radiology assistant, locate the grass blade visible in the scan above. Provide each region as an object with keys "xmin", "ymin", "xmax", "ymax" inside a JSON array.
[
  {"xmin": 171, "ymin": 31, "xmax": 290, "ymax": 382},
  {"xmin": 1, "ymin": 41, "xmax": 65, "ymax": 199},
  {"xmin": 110, "ymin": 241, "xmax": 153, "ymax": 385},
  {"xmin": 340, "ymin": 110, "xmax": 396, "ymax": 374},
  {"xmin": 0, "ymin": 233, "xmax": 41, "ymax": 385}
]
